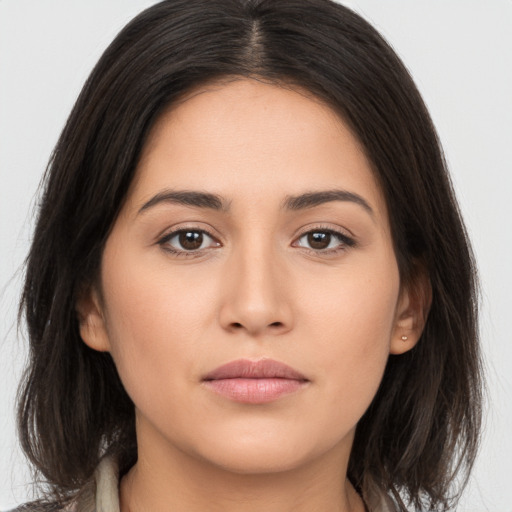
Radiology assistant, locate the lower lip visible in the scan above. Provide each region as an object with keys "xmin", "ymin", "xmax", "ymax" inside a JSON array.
[{"xmin": 203, "ymin": 378, "xmax": 307, "ymax": 404}]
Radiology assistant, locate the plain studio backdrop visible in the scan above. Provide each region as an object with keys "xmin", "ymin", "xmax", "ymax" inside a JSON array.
[{"xmin": 1, "ymin": 1, "xmax": 511, "ymax": 510}]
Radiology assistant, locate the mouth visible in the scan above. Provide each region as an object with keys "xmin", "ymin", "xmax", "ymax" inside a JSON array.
[{"xmin": 202, "ymin": 358, "xmax": 309, "ymax": 404}]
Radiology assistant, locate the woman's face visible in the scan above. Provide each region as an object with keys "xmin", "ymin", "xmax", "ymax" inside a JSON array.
[{"xmin": 80, "ymin": 79, "xmax": 417, "ymax": 475}]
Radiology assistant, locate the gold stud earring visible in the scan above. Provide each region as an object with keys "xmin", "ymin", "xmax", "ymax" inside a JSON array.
[{"xmin": 401, "ymin": 335, "xmax": 408, "ymax": 341}]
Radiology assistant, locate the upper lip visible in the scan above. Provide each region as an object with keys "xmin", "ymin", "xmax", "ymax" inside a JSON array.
[{"xmin": 203, "ymin": 358, "xmax": 308, "ymax": 381}]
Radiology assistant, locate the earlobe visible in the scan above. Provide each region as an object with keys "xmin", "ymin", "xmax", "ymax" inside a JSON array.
[
  {"xmin": 75, "ymin": 285, "xmax": 111, "ymax": 352},
  {"xmin": 390, "ymin": 268, "xmax": 432, "ymax": 355}
]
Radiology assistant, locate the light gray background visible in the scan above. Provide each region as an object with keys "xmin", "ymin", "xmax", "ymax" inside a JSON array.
[{"xmin": 1, "ymin": 1, "xmax": 511, "ymax": 510}]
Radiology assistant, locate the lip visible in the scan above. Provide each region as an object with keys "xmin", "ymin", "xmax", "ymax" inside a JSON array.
[{"xmin": 202, "ymin": 358, "xmax": 309, "ymax": 404}]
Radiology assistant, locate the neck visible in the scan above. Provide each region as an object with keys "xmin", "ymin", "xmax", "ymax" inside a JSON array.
[{"xmin": 119, "ymin": 425, "xmax": 365, "ymax": 512}]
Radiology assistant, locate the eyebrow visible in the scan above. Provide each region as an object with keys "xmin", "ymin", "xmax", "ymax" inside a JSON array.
[
  {"xmin": 283, "ymin": 189, "xmax": 374, "ymax": 216},
  {"xmin": 138, "ymin": 188, "xmax": 374, "ymax": 217},
  {"xmin": 139, "ymin": 190, "xmax": 230, "ymax": 213}
]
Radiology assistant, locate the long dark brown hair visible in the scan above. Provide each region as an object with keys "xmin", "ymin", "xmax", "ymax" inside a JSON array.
[{"xmin": 17, "ymin": 0, "xmax": 482, "ymax": 510}]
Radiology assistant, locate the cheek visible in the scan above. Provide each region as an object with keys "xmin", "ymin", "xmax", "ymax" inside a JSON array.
[
  {"xmin": 102, "ymin": 231, "xmax": 217, "ymax": 340},
  {"xmin": 98, "ymin": 246, "xmax": 220, "ymax": 407},
  {"xmin": 300, "ymin": 256, "xmax": 400, "ymax": 418}
]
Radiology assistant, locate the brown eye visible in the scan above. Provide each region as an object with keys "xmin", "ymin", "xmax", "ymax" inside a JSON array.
[
  {"xmin": 179, "ymin": 231, "xmax": 204, "ymax": 250},
  {"xmin": 294, "ymin": 229, "xmax": 355, "ymax": 253},
  {"xmin": 160, "ymin": 229, "xmax": 219, "ymax": 254},
  {"xmin": 307, "ymin": 232, "xmax": 331, "ymax": 250}
]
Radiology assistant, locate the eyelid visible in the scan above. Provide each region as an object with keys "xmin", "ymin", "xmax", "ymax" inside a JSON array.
[
  {"xmin": 155, "ymin": 221, "xmax": 223, "ymax": 243},
  {"xmin": 292, "ymin": 224, "xmax": 356, "ymax": 254},
  {"xmin": 157, "ymin": 226, "xmax": 222, "ymax": 257}
]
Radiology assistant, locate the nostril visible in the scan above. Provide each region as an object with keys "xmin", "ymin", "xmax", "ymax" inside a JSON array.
[{"xmin": 230, "ymin": 321, "xmax": 283, "ymax": 330}]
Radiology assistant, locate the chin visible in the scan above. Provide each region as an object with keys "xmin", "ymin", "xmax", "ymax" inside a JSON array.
[
  {"xmin": 206, "ymin": 449, "xmax": 310, "ymax": 475},
  {"xmin": 188, "ymin": 430, "xmax": 339, "ymax": 476}
]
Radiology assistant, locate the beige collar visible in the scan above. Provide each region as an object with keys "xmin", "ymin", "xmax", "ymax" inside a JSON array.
[{"xmin": 73, "ymin": 456, "xmax": 120, "ymax": 512}]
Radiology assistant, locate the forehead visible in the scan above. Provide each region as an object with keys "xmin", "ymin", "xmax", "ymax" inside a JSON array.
[{"xmin": 129, "ymin": 78, "xmax": 387, "ymax": 220}]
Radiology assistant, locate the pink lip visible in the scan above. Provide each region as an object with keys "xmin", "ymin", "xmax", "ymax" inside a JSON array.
[{"xmin": 202, "ymin": 359, "xmax": 309, "ymax": 404}]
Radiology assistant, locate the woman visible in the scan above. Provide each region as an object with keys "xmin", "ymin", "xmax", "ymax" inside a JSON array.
[{"xmin": 14, "ymin": 0, "xmax": 482, "ymax": 511}]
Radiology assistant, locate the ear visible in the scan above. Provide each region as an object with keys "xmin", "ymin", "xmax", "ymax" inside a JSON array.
[
  {"xmin": 75, "ymin": 284, "xmax": 111, "ymax": 352},
  {"xmin": 390, "ymin": 267, "xmax": 432, "ymax": 355}
]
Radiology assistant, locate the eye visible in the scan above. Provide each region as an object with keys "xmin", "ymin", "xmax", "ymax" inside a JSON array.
[
  {"xmin": 158, "ymin": 229, "xmax": 220, "ymax": 255},
  {"xmin": 294, "ymin": 228, "xmax": 355, "ymax": 254}
]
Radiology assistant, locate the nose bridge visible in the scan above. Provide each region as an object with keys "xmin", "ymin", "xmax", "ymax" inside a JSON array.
[
  {"xmin": 219, "ymin": 228, "xmax": 292, "ymax": 336},
  {"xmin": 238, "ymin": 235, "xmax": 278, "ymax": 303}
]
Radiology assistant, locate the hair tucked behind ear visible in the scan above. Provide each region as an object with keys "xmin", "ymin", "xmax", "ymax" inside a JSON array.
[{"xmin": 18, "ymin": 1, "xmax": 482, "ymax": 510}]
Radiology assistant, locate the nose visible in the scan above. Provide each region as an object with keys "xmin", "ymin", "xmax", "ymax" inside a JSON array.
[{"xmin": 218, "ymin": 240, "xmax": 294, "ymax": 337}]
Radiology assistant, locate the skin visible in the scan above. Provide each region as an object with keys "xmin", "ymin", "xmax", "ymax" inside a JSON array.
[{"xmin": 79, "ymin": 78, "xmax": 425, "ymax": 512}]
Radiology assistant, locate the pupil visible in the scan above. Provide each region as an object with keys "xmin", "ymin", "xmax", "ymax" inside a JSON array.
[
  {"xmin": 308, "ymin": 232, "xmax": 330, "ymax": 249},
  {"xmin": 180, "ymin": 231, "xmax": 202, "ymax": 250}
]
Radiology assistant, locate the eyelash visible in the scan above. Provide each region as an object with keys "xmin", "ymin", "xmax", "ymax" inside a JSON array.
[
  {"xmin": 157, "ymin": 225, "xmax": 356, "ymax": 258},
  {"xmin": 293, "ymin": 226, "xmax": 356, "ymax": 255},
  {"xmin": 157, "ymin": 227, "xmax": 220, "ymax": 258}
]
